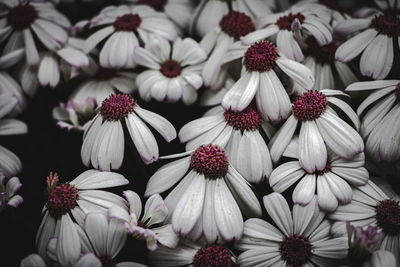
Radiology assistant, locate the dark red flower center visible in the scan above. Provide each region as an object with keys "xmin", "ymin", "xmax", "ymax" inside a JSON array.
[
  {"xmin": 137, "ymin": 0, "xmax": 168, "ymax": 11},
  {"xmin": 314, "ymin": 163, "xmax": 331, "ymax": 176},
  {"xmin": 280, "ymin": 234, "xmax": 312, "ymax": 266},
  {"xmin": 100, "ymin": 94, "xmax": 136, "ymax": 121},
  {"xmin": 113, "ymin": 13, "xmax": 142, "ymax": 32},
  {"xmin": 99, "ymin": 255, "xmax": 116, "ymax": 267},
  {"xmin": 190, "ymin": 145, "xmax": 229, "ymax": 179},
  {"xmin": 224, "ymin": 107, "xmax": 261, "ymax": 132},
  {"xmin": 193, "ymin": 244, "xmax": 231, "ymax": 267},
  {"xmin": 7, "ymin": 3, "xmax": 38, "ymax": 31},
  {"xmin": 244, "ymin": 41, "xmax": 279, "ymax": 72},
  {"xmin": 47, "ymin": 183, "xmax": 79, "ymax": 218},
  {"xmin": 136, "ymin": 220, "xmax": 148, "ymax": 229},
  {"xmin": 276, "ymin": 13, "xmax": 305, "ymax": 31},
  {"xmin": 160, "ymin": 60, "xmax": 181, "ymax": 78},
  {"xmin": 305, "ymin": 37, "xmax": 336, "ymax": 64},
  {"xmin": 370, "ymin": 13, "xmax": 400, "ymax": 37},
  {"xmin": 95, "ymin": 68, "xmax": 117, "ymax": 81},
  {"xmin": 375, "ymin": 200, "xmax": 400, "ymax": 235},
  {"xmin": 219, "ymin": 11, "xmax": 255, "ymax": 41},
  {"xmin": 292, "ymin": 90, "xmax": 328, "ymax": 121}
]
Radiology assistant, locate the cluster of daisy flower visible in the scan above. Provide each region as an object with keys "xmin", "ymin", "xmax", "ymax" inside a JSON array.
[{"xmin": 0, "ymin": 0, "xmax": 399, "ymax": 266}]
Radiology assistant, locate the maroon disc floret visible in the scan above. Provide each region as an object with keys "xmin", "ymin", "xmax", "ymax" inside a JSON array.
[
  {"xmin": 47, "ymin": 183, "xmax": 79, "ymax": 218},
  {"xmin": 370, "ymin": 13, "xmax": 400, "ymax": 38},
  {"xmin": 7, "ymin": 3, "xmax": 38, "ymax": 31},
  {"xmin": 292, "ymin": 91, "xmax": 328, "ymax": 121},
  {"xmin": 136, "ymin": 220, "xmax": 148, "ymax": 229},
  {"xmin": 306, "ymin": 37, "xmax": 336, "ymax": 64},
  {"xmin": 100, "ymin": 94, "xmax": 136, "ymax": 121},
  {"xmin": 375, "ymin": 200, "xmax": 400, "ymax": 235},
  {"xmin": 224, "ymin": 107, "xmax": 261, "ymax": 132},
  {"xmin": 95, "ymin": 68, "xmax": 117, "ymax": 81},
  {"xmin": 113, "ymin": 13, "xmax": 142, "ymax": 32},
  {"xmin": 190, "ymin": 145, "xmax": 229, "ymax": 179},
  {"xmin": 99, "ymin": 255, "xmax": 116, "ymax": 267},
  {"xmin": 219, "ymin": 11, "xmax": 255, "ymax": 40},
  {"xmin": 193, "ymin": 244, "xmax": 231, "ymax": 267},
  {"xmin": 276, "ymin": 13, "xmax": 305, "ymax": 31},
  {"xmin": 160, "ymin": 60, "xmax": 182, "ymax": 78},
  {"xmin": 280, "ymin": 234, "xmax": 312, "ymax": 266},
  {"xmin": 137, "ymin": 0, "xmax": 167, "ymax": 11},
  {"xmin": 314, "ymin": 163, "xmax": 331, "ymax": 176},
  {"xmin": 244, "ymin": 41, "xmax": 279, "ymax": 72}
]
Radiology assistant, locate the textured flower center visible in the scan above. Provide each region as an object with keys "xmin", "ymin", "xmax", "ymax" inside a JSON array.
[
  {"xmin": 292, "ymin": 91, "xmax": 328, "ymax": 121},
  {"xmin": 137, "ymin": 0, "xmax": 168, "ymax": 11},
  {"xmin": 244, "ymin": 41, "xmax": 279, "ymax": 72},
  {"xmin": 136, "ymin": 220, "xmax": 148, "ymax": 229},
  {"xmin": 190, "ymin": 145, "xmax": 229, "ymax": 179},
  {"xmin": 7, "ymin": 4, "xmax": 38, "ymax": 31},
  {"xmin": 95, "ymin": 68, "xmax": 117, "ymax": 81},
  {"xmin": 193, "ymin": 244, "xmax": 231, "ymax": 267},
  {"xmin": 370, "ymin": 13, "xmax": 400, "ymax": 37},
  {"xmin": 276, "ymin": 13, "xmax": 305, "ymax": 31},
  {"xmin": 314, "ymin": 164, "xmax": 331, "ymax": 176},
  {"xmin": 219, "ymin": 11, "xmax": 255, "ymax": 41},
  {"xmin": 375, "ymin": 200, "xmax": 400, "ymax": 235},
  {"xmin": 113, "ymin": 13, "xmax": 142, "ymax": 32},
  {"xmin": 224, "ymin": 107, "xmax": 261, "ymax": 132},
  {"xmin": 160, "ymin": 60, "xmax": 181, "ymax": 78},
  {"xmin": 47, "ymin": 183, "xmax": 79, "ymax": 218},
  {"xmin": 305, "ymin": 37, "xmax": 336, "ymax": 64},
  {"xmin": 280, "ymin": 234, "xmax": 312, "ymax": 266},
  {"xmin": 99, "ymin": 255, "xmax": 116, "ymax": 267},
  {"xmin": 100, "ymin": 94, "xmax": 136, "ymax": 121}
]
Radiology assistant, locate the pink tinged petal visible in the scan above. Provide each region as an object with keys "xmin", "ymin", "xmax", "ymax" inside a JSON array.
[
  {"xmin": 71, "ymin": 169, "xmax": 128, "ymax": 190},
  {"xmin": 360, "ymin": 34, "xmax": 393, "ymax": 79},
  {"xmin": 225, "ymin": 165, "xmax": 262, "ymax": 218},
  {"xmin": 202, "ymin": 179, "xmax": 218, "ymax": 243},
  {"xmin": 7, "ymin": 195, "xmax": 23, "ymax": 208},
  {"xmin": 81, "ymin": 115, "xmax": 103, "ymax": 167},
  {"xmin": 108, "ymin": 205, "xmax": 130, "ymax": 222},
  {"xmin": 84, "ymin": 213, "xmax": 108, "ymax": 256},
  {"xmin": 293, "ymin": 198, "xmax": 317, "ymax": 236},
  {"xmin": 263, "ymin": 192, "xmax": 293, "ymax": 236},
  {"xmin": 302, "ymin": 19, "xmax": 332, "ymax": 45},
  {"xmin": 269, "ymin": 161, "xmax": 305, "ymax": 193},
  {"xmin": 241, "ymin": 24, "xmax": 279, "ymax": 45},
  {"xmin": 364, "ymin": 250, "xmax": 397, "ymax": 267},
  {"xmin": 5, "ymin": 176, "xmax": 21, "ymax": 197},
  {"xmin": 238, "ymin": 248, "xmax": 281, "ymax": 267},
  {"xmin": 57, "ymin": 47, "xmax": 89, "ymax": 67},
  {"xmin": 276, "ymin": 30, "xmax": 304, "ymax": 62},
  {"xmin": 316, "ymin": 109, "xmax": 364, "ymax": 159},
  {"xmin": 0, "ymin": 145, "xmax": 22, "ymax": 178},
  {"xmin": 134, "ymin": 46, "xmax": 161, "ymax": 69},
  {"xmin": 214, "ymin": 178, "xmax": 243, "ymax": 242},
  {"xmin": 276, "ymin": 57, "xmax": 314, "ymax": 89},
  {"xmin": 256, "ymin": 71, "xmax": 291, "ymax": 121},
  {"xmin": 21, "ymin": 254, "xmax": 46, "ymax": 267},
  {"xmin": 84, "ymin": 26, "xmax": 114, "ymax": 54},
  {"xmin": 312, "ymin": 237, "xmax": 348, "ymax": 258},
  {"xmin": 268, "ymin": 115, "xmax": 298, "ymax": 164},
  {"xmin": 23, "ymin": 29, "xmax": 39, "ymax": 66},
  {"xmin": 74, "ymin": 253, "xmax": 102, "ymax": 267},
  {"xmin": 316, "ymin": 174, "xmax": 338, "ymax": 212},
  {"xmin": 125, "ymin": 113, "xmax": 159, "ymax": 165},
  {"xmin": 165, "ymin": 78, "xmax": 183, "ymax": 103},
  {"xmin": 107, "ymin": 218, "xmax": 127, "ymax": 258},
  {"xmin": 334, "ymin": 18, "xmax": 370, "ymax": 36},
  {"xmin": 299, "ymin": 121, "xmax": 327, "ymax": 173},
  {"xmin": 142, "ymin": 194, "xmax": 168, "ymax": 226},
  {"xmin": 38, "ymin": 54, "xmax": 60, "ymax": 88},
  {"xmin": 145, "ymin": 156, "xmax": 190, "ymax": 197},
  {"xmin": 151, "ymin": 224, "xmax": 179, "ymax": 249},
  {"xmin": 335, "ymin": 29, "xmax": 378, "ymax": 63},
  {"xmin": 31, "ymin": 19, "xmax": 67, "ymax": 50},
  {"xmin": 122, "ymin": 190, "xmax": 142, "ymax": 217},
  {"xmin": 98, "ymin": 121, "xmax": 125, "ymax": 170},
  {"xmin": 57, "ymin": 214, "xmax": 81, "ymax": 266},
  {"xmin": 293, "ymin": 174, "xmax": 316, "ymax": 206},
  {"xmin": 172, "ymin": 173, "xmax": 205, "ymax": 236},
  {"xmin": 221, "ymin": 71, "xmax": 259, "ymax": 112},
  {"xmin": 324, "ymin": 172, "xmax": 352, "ymax": 205},
  {"xmin": 327, "ymin": 97, "xmax": 360, "ymax": 131}
]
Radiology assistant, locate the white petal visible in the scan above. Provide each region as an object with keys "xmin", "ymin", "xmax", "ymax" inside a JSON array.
[
  {"xmin": 292, "ymin": 174, "xmax": 316, "ymax": 206},
  {"xmin": 84, "ymin": 26, "xmax": 114, "ymax": 54},
  {"xmin": 263, "ymin": 192, "xmax": 293, "ymax": 236},
  {"xmin": 299, "ymin": 121, "xmax": 327, "ymax": 173},
  {"xmin": 21, "ymin": 254, "xmax": 46, "ymax": 267},
  {"xmin": 74, "ymin": 253, "xmax": 102, "ymax": 267},
  {"xmin": 276, "ymin": 30, "xmax": 304, "ymax": 61},
  {"xmin": 317, "ymin": 174, "xmax": 338, "ymax": 212},
  {"xmin": 335, "ymin": 29, "xmax": 377, "ymax": 63},
  {"xmin": 57, "ymin": 215, "xmax": 81, "ymax": 266},
  {"xmin": 276, "ymin": 57, "xmax": 314, "ymax": 89},
  {"xmin": 23, "ymin": 29, "xmax": 39, "ymax": 65},
  {"xmin": 269, "ymin": 161, "xmax": 305, "ymax": 192},
  {"xmin": 85, "ymin": 212, "xmax": 108, "ymax": 256},
  {"xmin": 269, "ymin": 115, "xmax": 298, "ymax": 164},
  {"xmin": 241, "ymin": 25, "xmax": 279, "ymax": 44},
  {"xmin": 142, "ymin": 194, "xmax": 168, "ymax": 226},
  {"xmin": 71, "ymin": 169, "xmax": 128, "ymax": 189},
  {"xmin": 202, "ymin": 179, "xmax": 219, "ymax": 243}
]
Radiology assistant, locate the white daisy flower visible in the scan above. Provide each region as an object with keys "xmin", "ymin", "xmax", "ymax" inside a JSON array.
[
  {"xmin": 81, "ymin": 93, "xmax": 177, "ymax": 170},
  {"xmin": 241, "ymin": 5, "xmax": 333, "ymax": 62},
  {"xmin": 0, "ymin": 93, "xmax": 27, "ymax": 178},
  {"xmin": 149, "ymin": 239, "xmax": 236, "ymax": 267},
  {"xmin": 269, "ymin": 89, "xmax": 364, "ymax": 171},
  {"xmin": 190, "ymin": 0, "xmax": 272, "ymax": 38},
  {"xmin": 21, "ymin": 253, "xmax": 102, "ymax": 267},
  {"xmin": 125, "ymin": 0, "xmax": 195, "ymax": 32},
  {"xmin": 0, "ymin": 173, "xmax": 23, "ymax": 211},
  {"xmin": 221, "ymin": 40, "xmax": 315, "ymax": 122},
  {"xmin": 329, "ymin": 179, "xmax": 400, "ymax": 262},
  {"xmin": 334, "ymin": 9, "xmax": 400, "ymax": 79},
  {"xmin": 83, "ymin": 5, "xmax": 177, "ymax": 68},
  {"xmin": 179, "ymin": 105, "xmax": 274, "ymax": 183},
  {"xmin": 109, "ymin": 190, "xmax": 179, "ymax": 251},
  {"xmin": 35, "ymin": 170, "xmax": 129, "ymax": 266},
  {"xmin": 236, "ymin": 192, "xmax": 348, "ymax": 266},
  {"xmin": 145, "ymin": 144, "xmax": 262, "ymax": 243},
  {"xmin": 0, "ymin": 0, "xmax": 71, "ymax": 66},
  {"xmin": 345, "ymin": 80, "xmax": 400, "ymax": 162},
  {"xmin": 52, "ymin": 97, "xmax": 97, "ymax": 131},
  {"xmin": 134, "ymin": 37, "xmax": 207, "ymax": 105},
  {"xmin": 269, "ymin": 137, "xmax": 369, "ymax": 212},
  {"xmin": 200, "ymin": 10, "xmax": 256, "ymax": 89}
]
